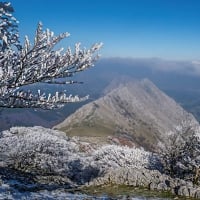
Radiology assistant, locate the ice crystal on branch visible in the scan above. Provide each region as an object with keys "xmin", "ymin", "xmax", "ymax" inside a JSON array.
[
  {"xmin": 0, "ymin": 2, "xmax": 20, "ymax": 51},
  {"xmin": 0, "ymin": 2, "xmax": 102, "ymax": 109}
]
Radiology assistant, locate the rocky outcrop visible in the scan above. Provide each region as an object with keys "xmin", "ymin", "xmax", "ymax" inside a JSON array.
[{"xmin": 88, "ymin": 167, "xmax": 200, "ymax": 198}]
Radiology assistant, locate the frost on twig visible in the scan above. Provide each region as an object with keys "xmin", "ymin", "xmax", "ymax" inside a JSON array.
[
  {"xmin": 0, "ymin": 2, "xmax": 20, "ymax": 51},
  {"xmin": 0, "ymin": 2, "xmax": 102, "ymax": 109}
]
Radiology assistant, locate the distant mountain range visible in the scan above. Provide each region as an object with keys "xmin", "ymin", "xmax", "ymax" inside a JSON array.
[
  {"xmin": 54, "ymin": 79, "xmax": 198, "ymax": 151},
  {"xmin": 1, "ymin": 57, "xmax": 200, "ymax": 131}
]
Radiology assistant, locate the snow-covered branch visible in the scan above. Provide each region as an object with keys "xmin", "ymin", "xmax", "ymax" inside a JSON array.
[
  {"xmin": 0, "ymin": 2, "xmax": 20, "ymax": 51},
  {"xmin": 0, "ymin": 2, "xmax": 102, "ymax": 109}
]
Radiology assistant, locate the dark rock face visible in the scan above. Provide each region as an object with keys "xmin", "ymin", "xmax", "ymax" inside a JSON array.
[{"xmin": 55, "ymin": 79, "xmax": 198, "ymax": 151}]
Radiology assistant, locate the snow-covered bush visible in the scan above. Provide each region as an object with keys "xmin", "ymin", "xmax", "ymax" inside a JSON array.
[
  {"xmin": 0, "ymin": 126, "xmax": 80, "ymax": 174},
  {"xmin": 0, "ymin": 126, "xmax": 101, "ymax": 184},
  {"xmin": 0, "ymin": 2, "xmax": 102, "ymax": 109},
  {"xmin": 0, "ymin": 126, "xmax": 159, "ymax": 185},
  {"xmin": 159, "ymin": 122, "xmax": 200, "ymax": 183},
  {"xmin": 91, "ymin": 144, "xmax": 155, "ymax": 170}
]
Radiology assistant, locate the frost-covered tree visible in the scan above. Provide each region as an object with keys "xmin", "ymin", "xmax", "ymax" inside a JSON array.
[
  {"xmin": 159, "ymin": 120, "xmax": 200, "ymax": 184},
  {"xmin": 0, "ymin": 2, "xmax": 102, "ymax": 109}
]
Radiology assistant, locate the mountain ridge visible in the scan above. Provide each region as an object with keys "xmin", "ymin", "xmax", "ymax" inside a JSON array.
[{"xmin": 54, "ymin": 79, "xmax": 198, "ymax": 151}]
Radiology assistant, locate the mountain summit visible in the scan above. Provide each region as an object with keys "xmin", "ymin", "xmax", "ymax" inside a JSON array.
[{"xmin": 54, "ymin": 79, "xmax": 198, "ymax": 150}]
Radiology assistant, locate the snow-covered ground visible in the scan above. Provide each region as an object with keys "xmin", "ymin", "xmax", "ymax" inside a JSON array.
[
  {"xmin": 0, "ymin": 126, "xmax": 158, "ymax": 199},
  {"xmin": 0, "ymin": 126, "xmax": 195, "ymax": 199}
]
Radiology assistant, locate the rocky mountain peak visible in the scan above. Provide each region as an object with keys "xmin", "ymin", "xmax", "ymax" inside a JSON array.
[{"xmin": 54, "ymin": 79, "xmax": 198, "ymax": 151}]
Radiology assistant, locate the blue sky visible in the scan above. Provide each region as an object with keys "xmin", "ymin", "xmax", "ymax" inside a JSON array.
[{"xmin": 9, "ymin": 0, "xmax": 200, "ymax": 60}]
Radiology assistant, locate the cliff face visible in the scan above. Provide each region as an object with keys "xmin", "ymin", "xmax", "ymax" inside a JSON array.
[{"xmin": 54, "ymin": 79, "xmax": 198, "ymax": 150}]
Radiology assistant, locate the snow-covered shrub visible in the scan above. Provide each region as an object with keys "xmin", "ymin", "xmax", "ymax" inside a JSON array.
[
  {"xmin": 91, "ymin": 144, "xmax": 154, "ymax": 170},
  {"xmin": 0, "ymin": 126, "xmax": 101, "ymax": 184},
  {"xmin": 159, "ymin": 123, "xmax": 200, "ymax": 183},
  {"xmin": 0, "ymin": 126, "xmax": 159, "ymax": 185},
  {"xmin": 0, "ymin": 126, "xmax": 80, "ymax": 175}
]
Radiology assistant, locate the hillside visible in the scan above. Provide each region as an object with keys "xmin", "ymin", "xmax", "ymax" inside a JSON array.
[{"xmin": 54, "ymin": 79, "xmax": 198, "ymax": 151}]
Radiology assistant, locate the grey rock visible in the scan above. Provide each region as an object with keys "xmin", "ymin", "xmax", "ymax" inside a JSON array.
[
  {"xmin": 149, "ymin": 182, "xmax": 158, "ymax": 190},
  {"xmin": 195, "ymin": 190, "xmax": 200, "ymax": 199},
  {"xmin": 88, "ymin": 167, "xmax": 200, "ymax": 199},
  {"xmin": 186, "ymin": 181, "xmax": 194, "ymax": 188},
  {"xmin": 157, "ymin": 182, "xmax": 168, "ymax": 191},
  {"xmin": 178, "ymin": 186, "xmax": 190, "ymax": 197},
  {"xmin": 188, "ymin": 187, "xmax": 196, "ymax": 198},
  {"xmin": 177, "ymin": 178, "xmax": 187, "ymax": 186}
]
